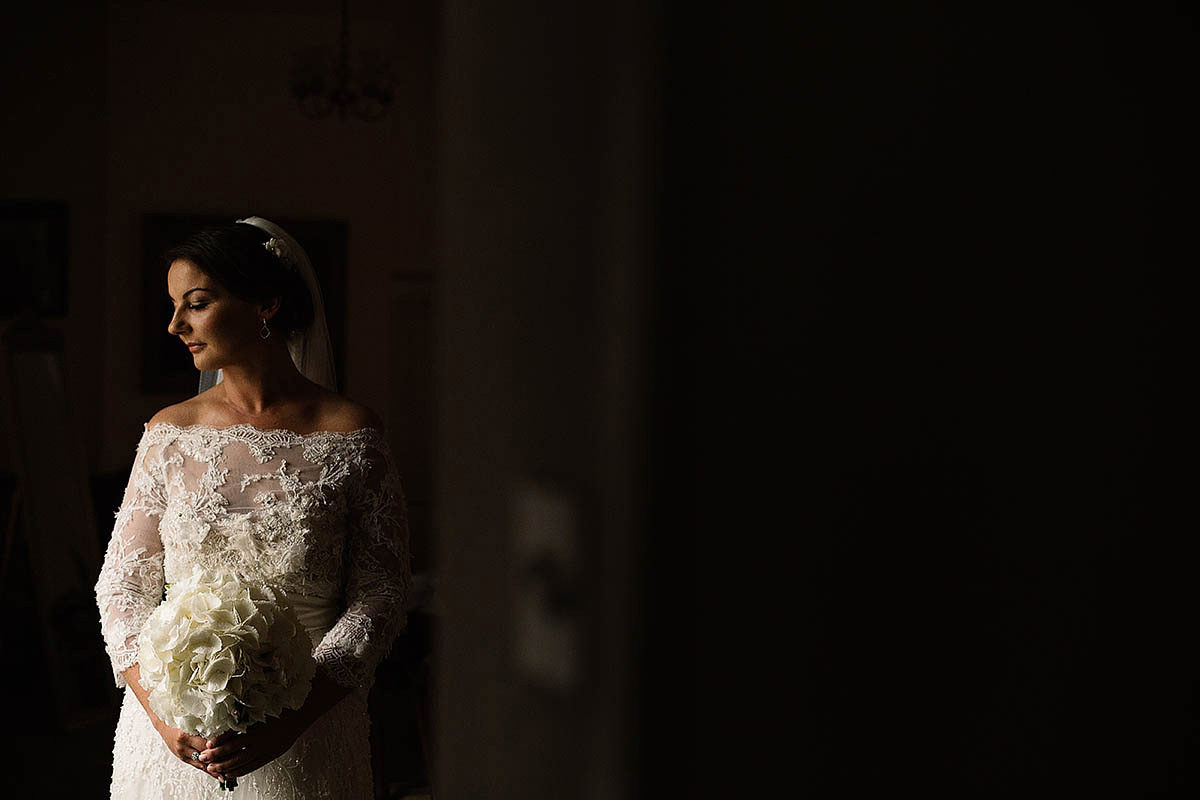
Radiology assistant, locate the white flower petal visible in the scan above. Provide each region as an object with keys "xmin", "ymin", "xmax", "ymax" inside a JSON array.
[{"xmin": 135, "ymin": 568, "xmax": 315, "ymax": 736}]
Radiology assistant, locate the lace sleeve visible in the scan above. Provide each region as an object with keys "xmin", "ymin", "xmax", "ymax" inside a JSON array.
[
  {"xmin": 313, "ymin": 436, "xmax": 412, "ymax": 689},
  {"xmin": 94, "ymin": 428, "xmax": 167, "ymax": 689}
]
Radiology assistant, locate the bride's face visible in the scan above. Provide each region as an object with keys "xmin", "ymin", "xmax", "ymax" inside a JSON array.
[{"xmin": 167, "ymin": 259, "xmax": 264, "ymax": 372}]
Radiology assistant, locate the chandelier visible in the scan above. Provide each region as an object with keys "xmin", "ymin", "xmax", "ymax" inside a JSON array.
[{"xmin": 291, "ymin": 0, "xmax": 394, "ymax": 122}]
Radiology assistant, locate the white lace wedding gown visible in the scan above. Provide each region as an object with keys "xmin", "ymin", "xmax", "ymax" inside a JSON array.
[{"xmin": 94, "ymin": 423, "xmax": 411, "ymax": 799}]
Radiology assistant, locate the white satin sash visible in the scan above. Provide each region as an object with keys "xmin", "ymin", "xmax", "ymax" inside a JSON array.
[{"xmin": 288, "ymin": 593, "xmax": 342, "ymax": 648}]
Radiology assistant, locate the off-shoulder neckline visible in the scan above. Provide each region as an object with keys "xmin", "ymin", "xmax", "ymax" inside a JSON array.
[{"xmin": 143, "ymin": 421, "xmax": 382, "ymax": 439}]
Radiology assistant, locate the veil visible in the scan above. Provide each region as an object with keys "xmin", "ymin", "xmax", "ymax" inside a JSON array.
[{"xmin": 197, "ymin": 216, "xmax": 338, "ymax": 394}]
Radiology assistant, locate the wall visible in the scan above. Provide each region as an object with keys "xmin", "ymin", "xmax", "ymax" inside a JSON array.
[
  {"xmin": 434, "ymin": 1, "xmax": 655, "ymax": 797},
  {"xmin": 0, "ymin": 2, "xmax": 110, "ymax": 472}
]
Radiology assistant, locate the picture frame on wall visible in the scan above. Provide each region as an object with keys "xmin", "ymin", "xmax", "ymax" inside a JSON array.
[
  {"xmin": 0, "ymin": 201, "xmax": 69, "ymax": 317},
  {"xmin": 140, "ymin": 213, "xmax": 348, "ymax": 395}
]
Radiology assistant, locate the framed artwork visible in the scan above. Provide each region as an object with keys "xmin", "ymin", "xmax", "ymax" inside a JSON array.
[
  {"xmin": 0, "ymin": 201, "xmax": 68, "ymax": 317},
  {"xmin": 140, "ymin": 214, "xmax": 348, "ymax": 394}
]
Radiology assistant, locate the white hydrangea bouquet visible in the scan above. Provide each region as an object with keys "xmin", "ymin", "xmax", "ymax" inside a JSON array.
[{"xmin": 137, "ymin": 565, "xmax": 316, "ymax": 790}]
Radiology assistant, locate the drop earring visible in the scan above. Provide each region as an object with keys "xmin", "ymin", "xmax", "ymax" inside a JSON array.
[{"xmin": 260, "ymin": 318, "xmax": 271, "ymax": 339}]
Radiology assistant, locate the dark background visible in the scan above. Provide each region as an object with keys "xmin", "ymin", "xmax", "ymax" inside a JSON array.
[
  {"xmin": 2, "ymin": 1, "xmax": 1198, "ymax": 797},
  {"xmin": 657, "ymin": 1, "xmax": 1198, "ymax": 795}
]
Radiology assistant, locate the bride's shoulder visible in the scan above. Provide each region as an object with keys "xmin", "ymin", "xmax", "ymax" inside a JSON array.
[
  {"xmin": 318, "ymin": 395, "xmax": 385, "ymax": 434},
  {"xmin": 147, "ymin": 395, "xmax": 208, "ymax": 430}
]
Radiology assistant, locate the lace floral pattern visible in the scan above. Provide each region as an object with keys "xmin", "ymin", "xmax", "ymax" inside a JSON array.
[{"xmin": 94, "ymin": 423, "xmax": 411, "ymax": 799}]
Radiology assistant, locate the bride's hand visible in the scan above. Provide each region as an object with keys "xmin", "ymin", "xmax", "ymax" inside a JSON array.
[
  {"xmin": 199, "ymin": 666, "xmax": 350, "ymax": 781},
  {"xmin": 198, "ymin": 713, "xmax": 307, "ymax": 781},
  {"xmin": 154, "ymin": 722, "xmax": 223, "ymax": 780},
  {"xmin": 122, "ymin": 663, "xmax": 221, "ymax": 781}
]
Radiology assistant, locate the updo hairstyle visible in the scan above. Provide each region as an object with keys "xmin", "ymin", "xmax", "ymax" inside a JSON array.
[{"xmin": 165, "ymin": 223, "xmax": 315, "ymax": 337}]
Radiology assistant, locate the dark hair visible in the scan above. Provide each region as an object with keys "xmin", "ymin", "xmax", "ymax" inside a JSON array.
[{"xmin": 165, "ymin": 223, "xmax": 315, "ymax": 336}]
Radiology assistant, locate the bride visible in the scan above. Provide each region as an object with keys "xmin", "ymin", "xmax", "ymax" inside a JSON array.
[{"xmin": 94, "ymin": 217, "xmax": 411, "ymax": 798}]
